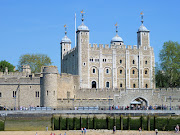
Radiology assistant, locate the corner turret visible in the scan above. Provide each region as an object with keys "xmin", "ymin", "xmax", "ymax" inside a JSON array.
[{"xmin": 137, "ymin": 12, "xmax": 150, "ymax": 48}]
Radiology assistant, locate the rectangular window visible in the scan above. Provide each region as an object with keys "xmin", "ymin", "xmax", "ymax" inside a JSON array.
[
  {"xmin": 36, "ymin": 91, "xmax": 40, "ymax": 97},
  {"xmin": 13, "ymin": 91, "xmax": 16, "ymax": 97},
  {"xmin": 0, "ymin": 92, "xmax": 1, "ymax": 97}
]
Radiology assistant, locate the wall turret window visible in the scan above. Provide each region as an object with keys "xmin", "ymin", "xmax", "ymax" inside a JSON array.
[
  {"xmin": 120, "ymin": 60, "xmax": 122, "ymax": 64},
  {"xmin": 145, "ymin": 84, "xmax": 148, "ymax": 88},
  {"xmin": 145, "ymin": 60, "xmax": 147, "ymax": 64},
  {"xmin": 132, "ymin": 70, "xmax": 135, "ymax": 74},
  {"xmin": 47, "ymin": 91, "xmax": 48, "ymax": 96},
  {"xmin": 106, "ymin": 82, "xmax": 110, "ymax": 88},
  {"xmin": 93, "ymin": 68, "xmax": 96, "ymax": 73},
  {"xmin": 133, "ymin": 60, "xmax": 135, "ymax": 64},
  {"xmin": 133, "ymin": 84, "xmax": 136, "ymax": 88},
  {"xmin": 145, "ymin": 70, "xmax": 148, "ymax": 74},
  {"xmin": 92, "ymin": 81, "xmax": 96, "ymax": 88},
  {"xmin": 0, "ymin": 92, "xmax": 1, "ymax": 97},
  {"xmin": 120, "ymin": 83, "xmax": 122, "ymax": 88},
  {"xmin": 106, "ymin": 69, "xmax": 109, "ymax": 74},
  {"xmin": 120, "ymin": 70, "xmax": 122, "ymax": 74}
]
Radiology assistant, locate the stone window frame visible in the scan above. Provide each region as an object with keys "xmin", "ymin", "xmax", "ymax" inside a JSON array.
[
  {"xmin": 120, "ymin": 59, "xmax": 122, "ymax": 64},
  {"xmin": 35, "ymin": 91, "xmax": 40, "ymax": 98},
  {"xmin": 145, "ymin": 70, "xmax": 148, "ymax": 74},
  {"xmin": 92, "ymin": 68, "xmax": 96, "ymax": 74},
  {"xmin": 133, "ymin": 60, "xmax": 135, "ymax": 64},
  {"xmin": 106, "ymin": 68, "xmax": 109, "ymax": 74},
  {"xmin": 145, "ymin": 60, "xmax": 147, "ymax": 64},
  {"xmin": 13, "ymin": 91, "xmax": 17, "ymax": 98},
  {"xmin": 133, "ymin": 84, "xmax": 136, "ymax": 88},
  {"xmin": 106, "ymin": 81, "xmax": 110, "ymax": 88},
  {"xmin": 120, "ymin": 70, "xmax": 122, "ymax": 74},
  {"xmin": 145, "ymin": 84, "xmax": 148, "ymax": 88},
  {"xmin": 120, "ymin": 83, "xmax": 123, "ymax": 88},
  {"xmin": 132, "ymin": 70, "xmax": 135, "ymax": 74}
]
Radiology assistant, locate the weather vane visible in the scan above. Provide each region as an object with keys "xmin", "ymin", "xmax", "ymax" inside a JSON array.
[
  {"xmin": 140, "ymin": 11, "xmax": 144, "ymax": 24},
  {"xmin": 115, "ymin": 23, "xmax": 118, "ymax": 35},
  {"xmin": 64, "ymin": 24, "xmax": 67, "ymax": 35},
  {"xmin": 81, "ymin": 10, "xmax": 85, "ymax": 22}
]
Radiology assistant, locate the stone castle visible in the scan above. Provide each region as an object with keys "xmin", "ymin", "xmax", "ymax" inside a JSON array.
[{"xmin": 0, "ymin": 13, "xmax": 179, "ymax": 110}]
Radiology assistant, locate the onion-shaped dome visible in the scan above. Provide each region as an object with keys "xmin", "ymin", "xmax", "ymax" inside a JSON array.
[
  {"xmin": 61, "ymin": 35, "xmax": 71, "ymax": 43},
  {"xmin": 111, "ymin": 34, "xmax": 123, "ymax": 43},
  {"xmin": 77, "ymin": 23, "xmax": 89, "ymax": 31},
  {"xmin": 138, "ymin": 24, "xmax": 149, "ymax": 32}
]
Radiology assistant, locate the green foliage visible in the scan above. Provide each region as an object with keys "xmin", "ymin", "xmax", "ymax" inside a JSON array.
[
  {"xmin": 0, "ymin": 60, "xmax": 15, "ymax": 72},
  {"xmin": 96, "ymin": 118, "xmax": 107, "ymax": 129},
  {"xmin": 53, "ymin": 116, "xmax": 180, "ymax": 131},
  {"xmin": 0, "ymin": 120, "xmax": 4, "ymax": 131},
  {"xmin": 130, "ymin": 117, "xmax": 139, "ymax": 130},
  {"xmin": 156, "ymin": 41, "xmax": 180, "ymax": 87},
  {"xmin": 18, "ymin": 54, "xmax": 52, "ymax": 73}
]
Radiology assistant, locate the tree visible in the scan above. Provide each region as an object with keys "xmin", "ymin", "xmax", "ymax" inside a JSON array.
[
  {"xmin": 0, "ymin": 60, "xmax": 15, "ymax": 72},
  {"xmin": 158, "ymin": 41, "xmax": 180, "ymax": 87},
  {"xmin": 18, "ymin": 54, "xmax": 52, "ymax": 73}
]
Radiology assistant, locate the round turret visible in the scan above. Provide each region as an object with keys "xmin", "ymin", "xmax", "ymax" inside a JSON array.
[{"xmin": 41, "ymin": 66, "xmax": 58, "ymax": 108}]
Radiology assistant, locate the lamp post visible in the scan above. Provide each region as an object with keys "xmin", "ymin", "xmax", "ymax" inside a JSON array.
[
  {"xmin": 109, "ymin": 96, "xmax": 110, "ymax": 110},
  {"xmin": 169, "ymin": 96, "xmax": 171, "ymax": 110}
]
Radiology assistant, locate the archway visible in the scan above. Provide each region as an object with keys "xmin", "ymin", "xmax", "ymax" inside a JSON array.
[
  {"xmin": 130, "ymin": 97, "xmax": 148, "ymax": 110},
  {"xmin": 92, "ymin": 81, "xmax": 96, "ymax": 88}
]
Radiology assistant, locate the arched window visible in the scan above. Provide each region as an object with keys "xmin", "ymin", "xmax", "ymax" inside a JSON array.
[
  {"xmin": 145, "ymin": 70, "xmax": 147, "ymax": 74},
  {"xmin": 120, "ymin": 70, "xmax": 122, "ymax": 74},
  {"xmin": 92, "ymin": 81, "xmax": 96, "ymax": 88},
  {"xmin": 145, "ymin": 84, "xmax": 148, "ymax": 88},
  {"xmin": 132, "ymin": 70, "xmax": 135, "ymax": 74},
  {"xmin": 106, "ymin": 69, "xmax": 109, "ymax": 74},
  {"xmin": 93, "ymin": 68, "xmax": 95, "ymax": 73},
  {"xmin": 120, "ymin": 60, "xmax": 122, "ymax": 64},
  {"xmin": 145, "ymin": 60, "xmax": 147, "ymax": 64},
  {"xmin": 106, "ymin": 82, "xmax": 110, "ymax": 88},
  {"xmin": 133, "ymin": 60, "xmax": 135, "ymax": 64},
  {"xmin": 120, "ymin": 83, "xmax": 122, "ymax": 88},
  {"xmin": 133, "ymin": 84, "xmax": 136, "ymax": 88}
]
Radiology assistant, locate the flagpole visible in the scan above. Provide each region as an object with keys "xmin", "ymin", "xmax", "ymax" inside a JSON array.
[{"xmin": 75, "ymin": 13, "xmax": 76, "ymax": 47}]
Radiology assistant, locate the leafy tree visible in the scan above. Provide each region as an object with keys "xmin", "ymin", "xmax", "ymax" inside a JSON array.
[
  {"xmin": 18, "ymin": 54, "xmax": 52, "ymax": 73},
  {"xmin": 158, "ymin": 41, "xmax": 180, "ymax": 87},
  {"xmin": 0, "ymin": 60, "xmax": 15, "ymax": 72}
]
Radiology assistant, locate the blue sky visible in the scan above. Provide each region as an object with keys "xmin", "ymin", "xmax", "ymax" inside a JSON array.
[{"xmin": 0, "ymin": 0, "xmax": 180, "ymax": 72}]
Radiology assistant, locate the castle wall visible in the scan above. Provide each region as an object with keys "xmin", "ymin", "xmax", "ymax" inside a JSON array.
[{"xmin": 0, "ymin": 77, "xmax": 40, "ymax": 109}]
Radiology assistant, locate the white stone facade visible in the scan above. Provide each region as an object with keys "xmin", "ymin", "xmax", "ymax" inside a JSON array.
[{"xmin": 60, "ymin": 15, "xmax": 155, "ymax": 90}]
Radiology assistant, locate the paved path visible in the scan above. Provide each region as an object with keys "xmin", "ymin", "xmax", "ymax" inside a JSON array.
[{"xmin": 0, "ymin": 130, "xmax": 179, "ymax": 135}]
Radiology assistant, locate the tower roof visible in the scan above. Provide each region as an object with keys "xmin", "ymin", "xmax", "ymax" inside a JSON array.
[
  {"xmin": 138, "ymin": 12, "xmax": 149, "ymax": 32},
  {"xmin": 77, "ymin": 10, "xmax": 89, "ymax": 31},
  {"xmin": 61, "ymin": 35, "xmax": 71, "ymax": 43},
  {"xmin": 111, "ymin": 23, "xmax": 123, "ymax": 43},
  {"xmin": 61, "ymin": 24, "xmax": 71, "ymax": 43}
]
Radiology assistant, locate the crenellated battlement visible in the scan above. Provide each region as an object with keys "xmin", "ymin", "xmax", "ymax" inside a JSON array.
[
  {"xmin": 63, "ymin": 46, "xmax": 77, "ymax": 57},
  {"xmin": 89, "ymin": 43, "xmax": 141, "ymax": 51}
]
